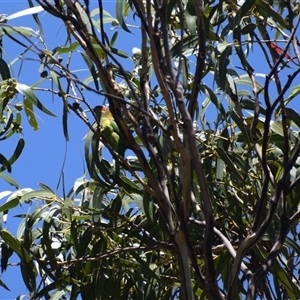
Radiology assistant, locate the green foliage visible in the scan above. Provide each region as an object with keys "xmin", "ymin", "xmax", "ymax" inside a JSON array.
[{"xmin": 1, "ymin": 0, "xmax": 300, "ymax": 299}]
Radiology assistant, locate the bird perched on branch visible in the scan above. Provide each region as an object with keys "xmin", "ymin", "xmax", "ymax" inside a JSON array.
[{"xmin": 93, "ymin": 105, "xmax": 126, "ymax": 176}]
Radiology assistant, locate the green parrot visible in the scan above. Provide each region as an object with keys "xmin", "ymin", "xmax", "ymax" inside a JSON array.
[{"xmin": 93, "ymin": 105, "xmax": 126, "ymax": 175}]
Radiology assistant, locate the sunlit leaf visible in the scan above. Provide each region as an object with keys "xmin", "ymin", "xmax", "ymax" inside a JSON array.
[
  {"xmin": 6, "ymin": 6, "xmax": 44, "ymax": 21},
  {"xmin": 0, "ymin": 197, "xmax": 19, "ymax": 213},
  {"xmin": 24, "ymin": 97, "xmax": 38, "ymax": 130},
  {"xmin": 56, "ymin": 42, "xmax": 80, "ymax": 54},
  {"xmin": 16, "ymin": 83, "xmax": 56, "ymax": 117},
  {"xmin": 0, "ymin": 173, "xmax": 19, "ymax": 188}
]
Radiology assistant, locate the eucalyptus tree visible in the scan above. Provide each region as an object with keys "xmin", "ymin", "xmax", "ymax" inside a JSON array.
[{"xmin": 1, "ymin": 1, "xmax": 300, "ymax": 299}]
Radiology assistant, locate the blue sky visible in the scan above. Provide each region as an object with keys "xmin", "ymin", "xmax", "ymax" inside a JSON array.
[{"xmin": 1, "ymin": 1, "xmax": 300, "ymax": 299}]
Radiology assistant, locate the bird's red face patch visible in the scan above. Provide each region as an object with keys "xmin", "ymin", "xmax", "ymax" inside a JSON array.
[{"xmin": 101, "ymin": 106, "xmax": 108, "ymax": 112}]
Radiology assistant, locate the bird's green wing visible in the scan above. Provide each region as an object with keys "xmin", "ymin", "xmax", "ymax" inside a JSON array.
[{"xmin": 109, "ymin": 118, "xmax": 120, "ymax": 134}]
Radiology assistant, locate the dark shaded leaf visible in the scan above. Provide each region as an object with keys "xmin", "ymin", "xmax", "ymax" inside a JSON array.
[
  {"xmin": 0, "ymin": 138, "xmax": 25, "ymax": 173},
  {"xmin": 0, "ymin": 154, "xmax": 11, "ymax": 173},
  {"xmin": 0, "ymin": 58, "xmax": 10, "ymax": 80},
  {"xmin": 81, "ymin": 53, "xmax": 99, "ymax": 90},
  {"xmin": 231, "ymin": 0, "xmax": 255, "ymax": 30},
  {"xmin": 1, "ymin": 243, "xmax": 13, "ymax": 272},
  {"xmin": 1, "ymin": 230, "xmax": 31, "ymax": 263}
]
